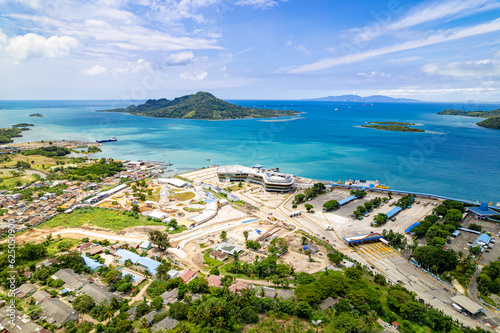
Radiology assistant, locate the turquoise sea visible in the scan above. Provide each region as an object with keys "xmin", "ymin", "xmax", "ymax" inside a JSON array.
[{"xmin": 0, "ymin": 100, "xmax": 498, "ymax": 202}]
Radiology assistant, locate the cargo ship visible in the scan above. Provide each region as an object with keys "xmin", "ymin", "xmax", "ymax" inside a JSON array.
[{"xmin": 96, "ymin": 137, "xmax": 117, "ymax": 143}]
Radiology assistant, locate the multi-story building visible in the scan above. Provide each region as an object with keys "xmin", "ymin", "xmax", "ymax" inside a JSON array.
[{"xmin": 216, "ymin": 165, "xmax": 294, "ymax": 192}]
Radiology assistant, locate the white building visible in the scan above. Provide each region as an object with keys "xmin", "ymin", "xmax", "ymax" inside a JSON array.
[{"xmin": 217, "ymin": 165, "xmax": 294, "ymax": 193}]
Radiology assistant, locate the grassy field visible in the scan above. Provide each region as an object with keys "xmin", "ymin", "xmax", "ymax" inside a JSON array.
[
  {"xmin": 171, "ymin": 191, "xmax": 195, "ymax": 201},
  {"xmin": 0, "ymin": 154, "xmax": 72, "ymax": 171},
  {"xmin": 0, "ymin": 172, "xmax": 37, "ymax": 188},
  {"xmin": 41, "ymin": 207, "xmax": 165, "ymax": 231},
  {"xmin": 47, "ymin": 238, "xmax": 80, "ymax": 256}
]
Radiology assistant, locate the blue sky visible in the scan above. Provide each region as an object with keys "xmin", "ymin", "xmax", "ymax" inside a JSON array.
[{"xmin": 0, "ymin": 0, "xmax": 499, "ymax": 102}]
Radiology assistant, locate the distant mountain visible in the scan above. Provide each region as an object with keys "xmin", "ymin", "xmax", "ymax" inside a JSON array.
[
  {"xmin": 101, "ymin": 92, "xmax": 299, "ymax": 120},
  {"xmin": 303, "ymin": 94, "xmax": 421, "ymax": 103}
]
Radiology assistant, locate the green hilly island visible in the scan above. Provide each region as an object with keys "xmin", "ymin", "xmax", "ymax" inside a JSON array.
[
  {"xmin": 102, "ymin": 91, "xmax": 299, "ymax": 120},
  {"xmin": 438, "ymin": 108, "xmax": 500, "ymax": 129}
]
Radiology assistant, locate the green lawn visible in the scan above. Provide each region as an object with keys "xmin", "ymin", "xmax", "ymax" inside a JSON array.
[
  {"xmin": 204, "ymin": 252, "xmax": 225, "ymax": 268},
  {"xmin": 41, "ymin": 207, "xmax": 165, "ymax": 231}
]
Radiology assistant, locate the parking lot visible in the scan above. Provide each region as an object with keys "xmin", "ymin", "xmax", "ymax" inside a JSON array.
[
  {"xmin": 447, "ymin": 231, "xmax": 479, "ymax": 257},
  {"xmin": 448, "ymin": 230, "xmax": 500, "ymax": 265}
]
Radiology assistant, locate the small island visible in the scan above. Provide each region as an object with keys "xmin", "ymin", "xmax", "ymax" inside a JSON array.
[
  {"xmin": 438, "ymin": 108, "xmax": 500, "ymax": 129},
  {"xmin": 29, "ymin": 113, "xmax": 45, "ymax": 117},
  {"xmin": 101, "ymin": 91, "xmax": 300, "ymax": 120},
  {"xmin": 366, "ymin": 121, "xmax": 416, "ymax": 126},
  {"xmin": 361, "ymin": 121, "xmax": 424, "ymax": 132}
]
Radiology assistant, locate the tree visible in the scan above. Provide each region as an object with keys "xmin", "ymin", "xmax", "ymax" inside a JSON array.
[
  {"xmin": 243, "ymin": 230, "xmax": 249, "ymax": 240},
  {"xmin": 345, "ymin": 267, "xmax": 362, "ymax": 280},
  {"xmin": 374, "ymin": 274, "xmax": 387, "ymax": 286},
  {"xmin": 131, "ymin": 203, "xmax": 140, "ymax": 212},
  {"xmin": 305, "ymin": 203, "xmax": 313, "ymax": 211},
  {"xmin": 323, "ymin": 200, "xmax": 340, "ymax": 212},
  {"xmin": 294, "ymin": 194, "xmax": 306, "ymax": 203},
  {"xmin": 152, "ymin": 296, "xmax": 164, "ymax": 311},
  {"xmin": 375, "ymin": 213, "xmax": 387, "ymax": 225},
  {"xmin": 156, "ymin": 262, "xmax": 172, "ymax": 281},
  {"xmin": 233, "ymin": 250, "xmax": 239, "ymax": 261},
  {"xmin": 400, "ymin": 300, "xmax": 427, "ymax": 321},
  {"xmin": 136, "ymin": 301, "xmax": 150, "ymax": 317},
  {"xmin": 469, "ymin": 223, "xmax": 482, "ymax": 232},
  {"xmin": 327, "ymin": 252, "xmax": 342, "ymax": 265},
  {"xmin": 73, "ymin": 295, "xmax": 96, "ymax": 314},
  {"xmin": 220, "ymin": 230, "xmax": 227, "ymax": 240},
  {"xmin": 364, "ymin": 201, "xmax": 373, "ymax": 210},
  {"xmin": 301, "ymin": 236, "xmax": 307, "ymax": 246},
  {"xmin": 270, "ymin": 238, "xmax": 288, "ymax": 253},
  {"xmin": 26, "ymin": 305, "xmax": 43, "ymax": 319},
  {"xmin": 148, "ymin": 230, "xmax": 170, "ymax": 251},
  {"xmin": 295, "ymin": 301, "xmax": 313, "ymax": 319}
]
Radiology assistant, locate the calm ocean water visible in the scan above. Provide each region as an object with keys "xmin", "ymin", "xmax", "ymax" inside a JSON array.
[{"xmin": 0, "ymin": 100, "xmax": 498, "ymax": 202}]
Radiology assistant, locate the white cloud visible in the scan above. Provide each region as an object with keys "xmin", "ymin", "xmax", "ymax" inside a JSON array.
[
  {"xmin": 350, "ymin": 0, "xmax": 498, "ymax": 43},
  {"xmin": 236, "ymin": 0, "xmax": 279, "ymax": 9},
  {"xmin": 289, "ymin": 18, "xmax": 500, "ymax": 73},
  {"xmin": 357, "ymin": 70, "xmax": 391, "ymax": 78},
  {"xmin": 180, "ymin": 70, "xmax": 208, "ymax": 80},
  {"xmin": 389, "ymin": 0, "xmax": 496, "ymax": 30},
  {"xmin": 163, "ymin": 51, "xmax": 195, "ymax": 65},
  {"xmin": 286, "ymin": 40, "xmax": 310, "ymax": 55},
  {"xmin": 114, "ymin": 58, "xmax": 151, "ymax": 73},
  {"xmin": 82, "ymin": 64, "xmax": 107, "ymax": 76},
  {"xmin": 377, "ymin": 87, "xmax": 497, "ymax": 96},
  {"xmin": 388, "ymin": 56, "xmax": 422, "ymax": 63},
  {"xmin": 422, "ymin": 59, "xmax": 500, "ymax": 77},
  {"xmin": 4, "ymin": 33, "xmax": 79, "ymax": 61}
]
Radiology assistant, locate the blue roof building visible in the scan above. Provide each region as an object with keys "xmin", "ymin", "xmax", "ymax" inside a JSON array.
[
  {"xmin": 82, "ymin": 255, "xmax": 103, "ymax": 272},
  {"xmin": 386, "ymin": 206, "xmax": 403, "ymax": 219},
  {"xmin": 338, "ymin": 195, "xmax": 357, "ymax": 206},
  {"xmin": 476, "ymin": 234, "xmax": 491, "ymax": 245},
  {"xmin": 115, "ymin": 249, "xmax": 161, "ymax": 275},
  {"xmin": 405, "ymin": 222, "xmax": 420, "ymax": 234},
  {"xmin": 468, "ymin": 203, "xmax": 499, "ymax": 217}
]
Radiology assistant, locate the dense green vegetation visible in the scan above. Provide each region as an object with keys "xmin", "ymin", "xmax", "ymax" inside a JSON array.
[
  {"xmin": 22, "ymin": 146, "xmax": 71, "ymax": 157},
  {"xmin": 409, "ymin": 200, "xmax": 477, "ymax": 285},
  {"xmin": 29, "ymin": 113, "xmax": 44, "ymax": 117},
  {"xmin": 477, "ymin": 261, "xmax": 500, "ymax": 295},
  {"xmin": 103, "ymin": 91, "xmax": 299, "ymax": 120},
  {"xmin": 12, "ymin": 123, "xmax": 34, "ymax": 128},
  {"xmin": 0, "ymin": 127, "xmax": 24, "ymax": 143},
  {"xmin": 477, "ymin": 116, "xmax": 500, "ymax": 129},
  {"xmin": 48, "ymin": 158, "xmax": 124, "ymax": 181},
  {"xmin": 361, "ymin": 124, "xmax": 425, "ymax": 132},
  {"xmin": 438, "ymin": 108, "xmax": 500, "ymax": 118},
  {"xmin": 323, "ymin": 199, "xmax": 340, "ymax": 211},
  {"xmin": 42, "ymin": 206, "xmax": 164, "ymax": 230},
  {"xmin": 367, "ymin": 121, "xmax": 416, "ymax": 125}
]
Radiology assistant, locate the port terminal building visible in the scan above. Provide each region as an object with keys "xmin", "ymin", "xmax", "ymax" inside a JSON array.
[
  {"xmin": 451, "ymin": 295, "xmax": 485, "ymax": 317},
  {"xmin": 217, "ymin": 165, "xmax": 294, "ymax": 193},
  {"xmin": 343, "ymin": 232, "xmax": 383, "ymax": 246}
]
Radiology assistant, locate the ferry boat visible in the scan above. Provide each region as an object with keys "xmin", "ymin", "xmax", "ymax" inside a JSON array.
[{"xmin": 96, "ymin": 137, "xmax": 117, "ymax": 143}]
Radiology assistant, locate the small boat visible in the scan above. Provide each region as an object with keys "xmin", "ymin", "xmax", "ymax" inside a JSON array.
[
  {"xmin": 334, "ymin": 108, "xmax": 338, "ymax": 111},
  {"xmin": 165, "ymin": 161, "xmax": 173, "ymax": 166},
  {"xmin": 96, "ymin": 137, "xmax": 117, "ymax": 143}
]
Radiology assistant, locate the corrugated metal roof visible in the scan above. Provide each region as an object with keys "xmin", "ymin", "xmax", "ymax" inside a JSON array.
[
  {"xmin": 386, "ymin": 206, "xmax": 402, "ymax": 219},
  {"xmin": 338, "ymin": 195, "xmax": 357, "ymax": 206}
]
